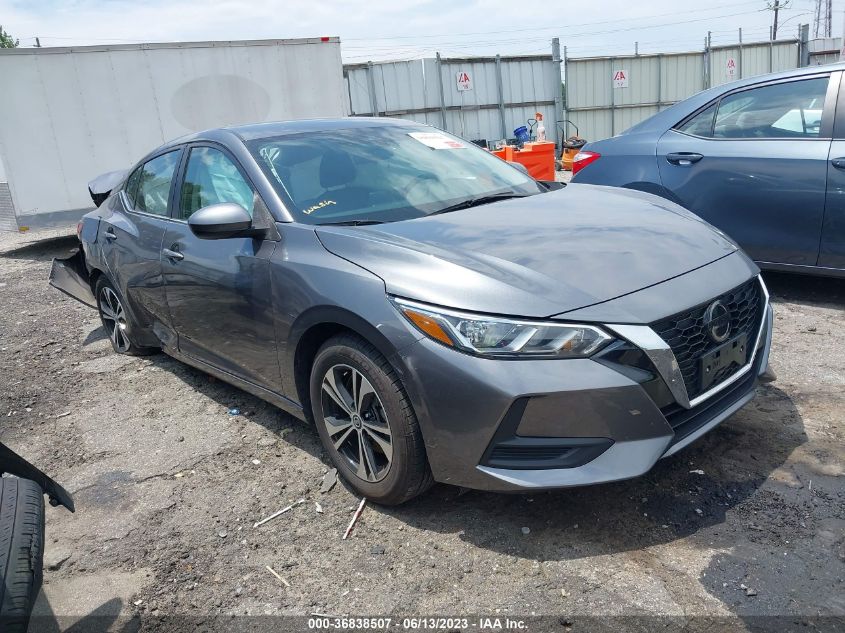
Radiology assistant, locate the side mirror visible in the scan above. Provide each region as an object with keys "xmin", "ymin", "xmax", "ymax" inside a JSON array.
[{"xmin": 187, "ymin": 203, "xmax": 254, "ymax": 240}]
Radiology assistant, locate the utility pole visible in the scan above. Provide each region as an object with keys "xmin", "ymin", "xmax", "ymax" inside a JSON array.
[
  {"xmin": 812, "ymin": 0, "xmax": 832, "ymax": 37},
  {"xmin": 825, "ymin": 0, "xmax": 832, "ymax": 37},
  {"xmin": 769, "ymin": 0, "xmax": 788, "ymax": 40}
]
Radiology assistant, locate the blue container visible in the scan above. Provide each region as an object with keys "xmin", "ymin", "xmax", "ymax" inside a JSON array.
[{"xmin": 513, "ymin": 126, "xmax": 530, "ymax": 143}]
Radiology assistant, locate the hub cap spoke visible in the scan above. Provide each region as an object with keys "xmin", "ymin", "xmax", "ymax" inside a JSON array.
[
  {"xmin": 320, "ymin": 364, "xmax": 393, "ymax": 483},
  {"xmin": 99, "ymin": 287, "xmax": 131, "ymax": 353},
  {"xmin": 322, "ymin": 369, "xmax": 354, "ymax": 415}
]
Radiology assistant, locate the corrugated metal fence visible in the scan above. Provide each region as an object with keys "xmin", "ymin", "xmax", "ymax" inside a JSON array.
[
  {"xmin": 565, "ymin": 39, "xmax": 801, "ymax": 141},
  {"xmin": 345, "ymin": 51, "xmax": 564, "ymax": 145},
  {"xmin": 808, "ymin": 37, "xmax": 843, "ymax": 65}
]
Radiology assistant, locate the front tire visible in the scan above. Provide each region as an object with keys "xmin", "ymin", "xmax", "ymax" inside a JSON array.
[
  {"xmin": 309, "ymin": 334, "xmax": 433, "ymax": 505},
  {"xmin": 95, "ymin": 276, "xmax": 156, "ymax": 356}
]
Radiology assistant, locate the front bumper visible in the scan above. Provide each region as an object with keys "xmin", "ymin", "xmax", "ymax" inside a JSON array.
[{"xmin": 396, "ymin": 283, "xmax": 774, "ymax": 492}]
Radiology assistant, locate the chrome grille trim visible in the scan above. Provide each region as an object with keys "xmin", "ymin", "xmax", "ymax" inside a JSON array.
[{"xmin": 606, "ymin": 275, "xmax": 770, "ymax": 410}]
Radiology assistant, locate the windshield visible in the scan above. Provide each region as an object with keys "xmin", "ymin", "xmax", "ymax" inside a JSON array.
[{"xmin": 247, "ymin": 125, "xmax": 545, "ymax": 224}]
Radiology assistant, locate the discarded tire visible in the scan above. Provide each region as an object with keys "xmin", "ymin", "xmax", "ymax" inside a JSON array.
[{"xmin": 0, "ymin": 477, "xmax": 45, "ymax": 633}]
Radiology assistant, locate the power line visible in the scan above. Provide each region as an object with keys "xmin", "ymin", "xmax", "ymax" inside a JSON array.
[
  {"xmin": 343, "ymin": 0, "xmax": 768, "ymax": 42},
  {"xmin": 342, "ymin": 6, "xmax": 774, "ymax": 56}
]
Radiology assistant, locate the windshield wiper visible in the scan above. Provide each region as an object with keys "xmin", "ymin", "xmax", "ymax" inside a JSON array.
[
  {"xmin": 428, "ymin": 191, "xmax": 530, "ymax": 216},
  {"xmin": 317, "ymin": 219, "xmax": 385, "ymax": 226}
]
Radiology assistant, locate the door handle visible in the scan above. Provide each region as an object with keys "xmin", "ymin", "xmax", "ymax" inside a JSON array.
[
  {"xmin": 104, "ymin": 229, "xmax": 117, "ymax": 241},
  {"xmin": 832, "ymin": 157, "xmax": 845, "ymax": 170},
  {"xmin": 162, "ymin": 247, "xmax": 184, "ymax": 261},
  {"xmin": 666, "ymin": 152, "xmax": 704, "ymax": 165}
]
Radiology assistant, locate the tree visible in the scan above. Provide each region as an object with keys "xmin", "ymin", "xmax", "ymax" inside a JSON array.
[{"xmin": 0, "ymin": 25, "xmax": 18, "ymax": 49}]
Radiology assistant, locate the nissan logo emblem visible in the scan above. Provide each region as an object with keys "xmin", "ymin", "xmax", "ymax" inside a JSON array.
[{"xmin": 703, "ymin": 300, "xmax": 731, "ymax": 343}]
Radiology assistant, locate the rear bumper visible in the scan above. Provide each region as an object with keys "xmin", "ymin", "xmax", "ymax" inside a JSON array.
[
  {"xmin": 48, "ymin": 247, "xmax": 96, "ymax": 309},
  {"xmin": 0, "ymin": 443, "xmax": 74, "ymax": 511},
  {"xmin": 396, "ymin": 300, "xmax": 773, "ymax": 493}
]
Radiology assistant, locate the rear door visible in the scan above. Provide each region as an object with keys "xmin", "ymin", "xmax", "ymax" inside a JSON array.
[
  {"xmin": 100, "ymin": 149, "xmax": 182, "ymax": 341},
  {"xmin": 820, "ymin": 73, "xmax": 845, "ymax": 271},
  {"xmin": 656, "ymin": 72, "xmax": 837, "ymax": 267},
  {"xmin": 161, "ymin": 143, "xmax": 281, "ymax": 390}
]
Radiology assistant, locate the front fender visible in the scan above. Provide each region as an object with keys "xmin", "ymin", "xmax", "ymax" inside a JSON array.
[{"xmin": 282, "ymin": 303, "xmax": 421, "ymax": 401}]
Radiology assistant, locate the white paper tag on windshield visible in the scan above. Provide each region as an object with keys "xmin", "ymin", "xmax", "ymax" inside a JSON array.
[{"xmin": 408, "ymin": 132, "xmax": 467, "ymax": 149}]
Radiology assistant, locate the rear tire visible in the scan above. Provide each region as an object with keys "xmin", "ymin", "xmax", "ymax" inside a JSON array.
[
  {"xmin": 95, "ymin": 276, "xmax": 156, "ymax": 356},
  {"xmin": 309, "ymin": 334, "xmax": 433, "ymax": 505},
  {"xmin": 0, "ymin": 478, "xmax": 45, "ymax": 633}
]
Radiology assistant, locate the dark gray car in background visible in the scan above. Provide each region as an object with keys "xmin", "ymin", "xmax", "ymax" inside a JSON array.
[
  {"xmin": 572, "ymin": 63, "xmax": 845, "ymax": 278},
  {"xmin": 51, "ymin": 118, "xmax": 774, "ymax": 504}
]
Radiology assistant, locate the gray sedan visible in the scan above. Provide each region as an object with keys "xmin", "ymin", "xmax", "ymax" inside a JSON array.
[
  {"xmin": 51, "ymin": 118, "xmax": 773, "ymax": 504},
  {"xmin": 572, "ymin": 64, "xmax": 845, "ymax": 278}
]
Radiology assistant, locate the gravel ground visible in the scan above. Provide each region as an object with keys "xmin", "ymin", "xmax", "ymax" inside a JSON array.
[{"xmin": 0, "ymin": 227, "xmax": 843, "ymax": 632}]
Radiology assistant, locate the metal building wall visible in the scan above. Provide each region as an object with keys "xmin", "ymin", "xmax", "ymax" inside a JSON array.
[
  {"xmin": 0, "ymin": 155, "xmax": 15, "ymax": 232},
  {"xmin": 345, "ymin": 53, "xmax": 562, "ymax": 145},
  {"xmin": 565, "ymin": 40, "xmax": 800, "ymax": 142}
]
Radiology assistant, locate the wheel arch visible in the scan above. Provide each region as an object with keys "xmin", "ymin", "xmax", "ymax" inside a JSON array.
[
  {"xmin": 287, "ymin": 306, "xmax": 409, "ymax": 423},
  {"xmin": 87, "ymin": 266, "xmax": 104, "ymax": 296}
]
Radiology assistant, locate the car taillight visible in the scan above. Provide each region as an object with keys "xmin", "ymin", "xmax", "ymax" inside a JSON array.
[{"xmin": 572, "ymin": 151, "xmax": 601, "ymax": 176}]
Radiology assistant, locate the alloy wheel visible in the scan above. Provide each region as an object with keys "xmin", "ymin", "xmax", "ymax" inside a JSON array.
[
  {"xmin": 99, "ymin": 286, "xmax": 131, "ymax": 353},
  {"xmin": 320, "ymin": 364, "xmax": 393, "ymax": 482}
]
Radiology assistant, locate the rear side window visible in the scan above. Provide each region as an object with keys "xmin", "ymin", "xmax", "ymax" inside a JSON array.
[
  {"xmin": 179, "ymin": 147, "xmax": 255, "ymax": 220},
  {"xmin": 127, "ymin": 151, "xmax": 180, "ymax": 216},
  {"xmin": 124, "ymin": 167, "xmax": 141, "ymax": 208},
  {"xmin": 676, "ymin": 77, "xmax": 829, "ymax": 139}
]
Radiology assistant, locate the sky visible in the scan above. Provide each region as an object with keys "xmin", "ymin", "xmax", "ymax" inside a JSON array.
[{"xmin": 0, "ymin": 0, "xmax": 840, "ymax": 62}]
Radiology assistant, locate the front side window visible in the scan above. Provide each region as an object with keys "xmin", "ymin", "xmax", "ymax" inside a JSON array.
[
  {"xmin": 676, "ymin": 77, "xmax": 829, "ymax": 139},
  {"xmin": 247, "ymin": 125, "xmax": 544, "ymax": 225},
  {"xmin": 179, "ymin": 147, "xmax": 255, "ymax": 220},
  {"xmin": 676, "ymin": 103, "xmax": 717, "ymax": 137},
  {"xmin": 131, "ymin": 151, "xmax": 180, "ymax": 216}
]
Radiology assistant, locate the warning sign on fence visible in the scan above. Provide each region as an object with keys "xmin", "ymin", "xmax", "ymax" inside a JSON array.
[
  {"xmin": 456, "ymin": 71, "xmax": 472, "ymax": 91},
  {"xmin": 613, "ymin": 69, "xmax": 629, "ymax": 88}
]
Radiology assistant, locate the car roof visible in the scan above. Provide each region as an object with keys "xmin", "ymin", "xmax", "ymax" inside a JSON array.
[
  {"xmin": 621, "ymin": 62, "xmax": 845, "ymax": 136},
  {"xmin": 157, "ymin": 117, "xmax": 420, "ymax": 151}
]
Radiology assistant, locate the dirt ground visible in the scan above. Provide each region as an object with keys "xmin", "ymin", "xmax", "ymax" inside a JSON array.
[{"xmin": 0, "ymin": 228, "xmax": 843, "ymax": 633}]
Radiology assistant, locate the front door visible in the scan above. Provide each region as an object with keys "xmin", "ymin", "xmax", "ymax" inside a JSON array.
[
  {"xmin": 656, "ymin": 73, "xmax": 836, "ymax": 267},
  {"xmin": 161, "ymin": 144, "xmax": 281, "ymax": 390}
]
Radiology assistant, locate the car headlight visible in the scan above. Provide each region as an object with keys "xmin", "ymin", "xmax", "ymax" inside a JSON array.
[{"xmin": 392, "ymin": 298, "xmax": 612, "ymax": 358}]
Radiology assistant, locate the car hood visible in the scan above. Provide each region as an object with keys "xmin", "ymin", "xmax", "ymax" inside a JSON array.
[{"xmin": 315, "ymin": 184, "xmax": 737, "ymax": 318}]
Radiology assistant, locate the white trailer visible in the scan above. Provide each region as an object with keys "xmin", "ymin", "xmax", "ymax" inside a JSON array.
[{"xmin": 0, "ymin": 37, "xmax": 348, "ymax": 231}]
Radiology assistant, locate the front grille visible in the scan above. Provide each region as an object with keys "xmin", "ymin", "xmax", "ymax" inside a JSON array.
[
  {"xmin": 663, "ymin": 349, "xmax": 762, "ymax": 440},
  {"xmin": 484, "ymin": 438, "xmax": 613, "ymax": 470},
  {"xmin": 651, "ymin": 279, "xmax": 763, "ymax": 400}
]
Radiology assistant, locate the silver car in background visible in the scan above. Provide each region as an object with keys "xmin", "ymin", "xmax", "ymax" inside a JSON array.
[{"xmin": 51, "ymin": 118, "xmax": 774, "ymax": 504}]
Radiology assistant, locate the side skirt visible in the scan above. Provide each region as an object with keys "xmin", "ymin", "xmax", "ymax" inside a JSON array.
[
  {"xmin": 757, "ymin": 260, "xmax": 845, "ymax": 279},
  {"xmin": 161, "ymin": 345, "xmax": 307, "ymax": 422}
]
